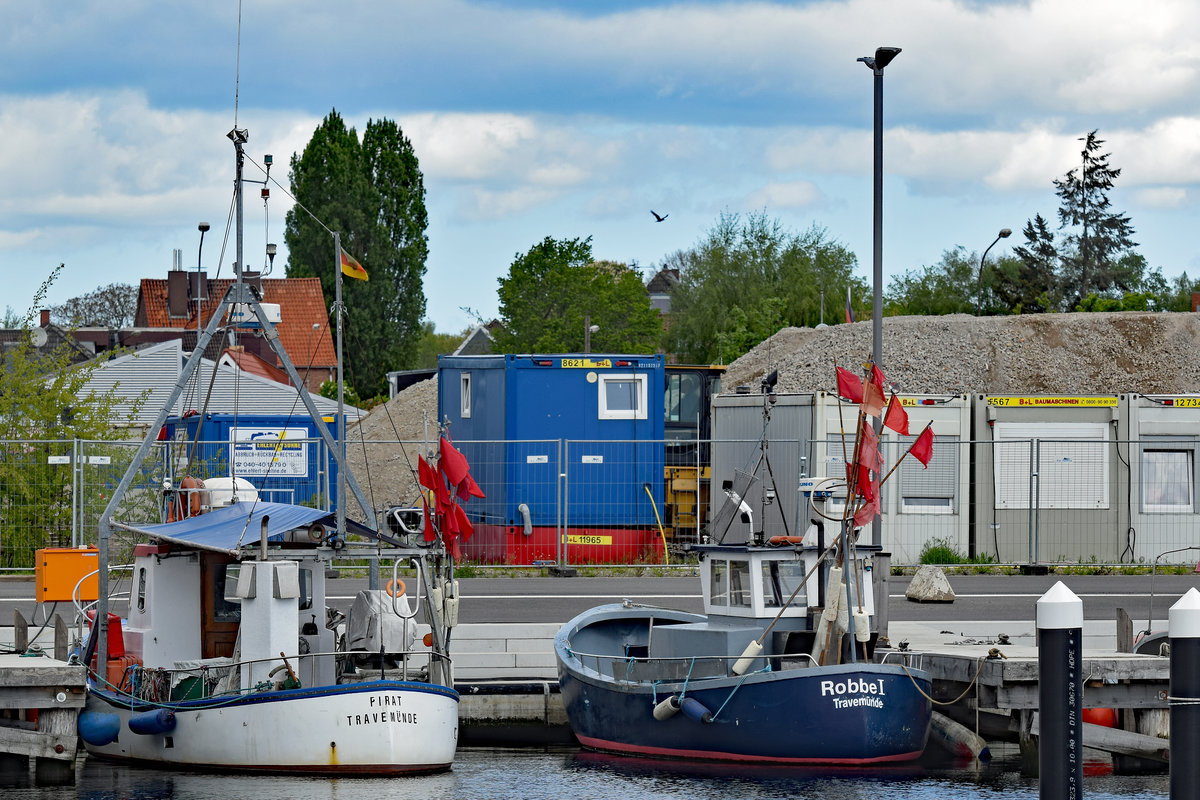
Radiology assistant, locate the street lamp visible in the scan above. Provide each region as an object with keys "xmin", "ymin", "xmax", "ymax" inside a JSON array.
[
  {"xmin": 976, "ymin": 228, "xmax": 1013, "ymax": 316},
  {"xmin": 584, "ymin": 316, "xmax": 600, "ymax": 354},
  {"xmin": 858, "ymin": 45, "xmax": 900, "ymax": 645}
]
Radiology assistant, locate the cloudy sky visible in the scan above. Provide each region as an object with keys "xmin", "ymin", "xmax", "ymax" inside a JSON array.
[{"xmin": 4, "ymin": 0, "xmax": 1200, "ymax": 333}]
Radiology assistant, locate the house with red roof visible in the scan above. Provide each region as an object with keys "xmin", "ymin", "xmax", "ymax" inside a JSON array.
[{"xmin": 133, "ymin": 269, "xmax": 335, "ymax": 392}]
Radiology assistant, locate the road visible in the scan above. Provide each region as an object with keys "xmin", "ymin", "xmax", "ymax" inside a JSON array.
[{"xmin": 2, "ymin": 571, "xmax": 1196, "ymax": 629}]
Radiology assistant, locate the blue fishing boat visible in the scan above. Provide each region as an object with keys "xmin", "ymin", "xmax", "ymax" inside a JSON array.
[{"xmin": 555, "ymin": 371, "xmax": 933, "ymax": 765}]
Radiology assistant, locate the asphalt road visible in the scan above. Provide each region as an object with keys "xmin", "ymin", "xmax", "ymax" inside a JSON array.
[{"xmin": 3, "ymin": 571, "xmax": 1197, "ymax": 628}]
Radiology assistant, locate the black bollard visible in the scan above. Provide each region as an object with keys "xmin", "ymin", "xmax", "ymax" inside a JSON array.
[
  {"xmin": 1037, "ymin": 581, "xmax": 1083, "ymax": 800},
  {"xmin": 1169, "ymin": 588, "xmax": 1200, "ymax": 800}
]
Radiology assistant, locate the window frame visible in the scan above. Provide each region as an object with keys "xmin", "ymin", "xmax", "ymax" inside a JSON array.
[{"xmin": 598, "ymin": 373, "xmax": 648, "ymax": 420}]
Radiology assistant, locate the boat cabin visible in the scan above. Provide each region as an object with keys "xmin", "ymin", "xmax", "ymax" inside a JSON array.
[{"xmin": 696, "ymin": 544, "xmax": 818, "ymax": 622}]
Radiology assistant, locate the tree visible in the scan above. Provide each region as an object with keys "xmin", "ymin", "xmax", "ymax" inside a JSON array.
[
  {"xmin": 885, "ymin": 247, "xmax": 981, "ymax": 316},
  {"xmin": 1003, "ymin": 214, "xmax": 1061, "ymax": 313},
  {"xmin": 494, "ymin": 237, "xmax": 662, "ymax": 353},
  {"xmin": 416, "ymin": 321, "xmax": 471, "ymax": 369},
  {"xmin": 51, "ymin": 283, "xmax": 138, "ymax": 328},
  {"xmin": 1053, "ymin": 130, "xmax": 1139, "ymax": 306},
  {"xmin": 285, "ymin": 111, "xmax": 428, "ymax": 399},
  {"xmin": 664, "ymin": 212, "xmax": 861, "ymax": 363},
  {"xmin": 0, "ymin": 267, "xmax": 143, "ymax": 567}
]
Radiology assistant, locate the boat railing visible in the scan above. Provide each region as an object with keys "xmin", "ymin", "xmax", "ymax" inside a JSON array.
[
  {"xmin": 565, "ymin": 646, "xmax": 818, "ymax": 683},
  {"xmin": 99, "ymin": 645, "xmax": 454, "ymax": 706}
]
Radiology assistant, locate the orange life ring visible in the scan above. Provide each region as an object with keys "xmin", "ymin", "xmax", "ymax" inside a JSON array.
[
  {"xmin": 385, "ymin": 579, "xmax": 406, "ymax": 597},
  {"xmin": 768, "ymin": 535, "xmax": 806, "ymax": 546}
]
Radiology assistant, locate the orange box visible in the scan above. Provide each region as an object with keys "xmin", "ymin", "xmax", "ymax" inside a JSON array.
[{"xmin": 35, "ymin": 546, "xmax": 100, "ymax": 603}]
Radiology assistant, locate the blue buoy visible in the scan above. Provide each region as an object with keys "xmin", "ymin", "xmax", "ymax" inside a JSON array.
[
  {"xmin": 129, "ymin": 708, "xmax": 177, "ymax": 735},
  {"xmin": 679, "ymin": 697, "xmax": 713, "ymax": 724},
  {"xmin": 78, "ymin": 711, "xmax": 121, "ymax": 746}
]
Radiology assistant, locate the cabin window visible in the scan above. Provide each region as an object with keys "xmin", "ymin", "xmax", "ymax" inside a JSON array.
[
  {"xmin": 710, "ymin": 560, "xmax": 728, "ymax": 605},
  {"xmin": 899, "ymin": 434, "xmax": 958, "ymax": 514},
  {"xmin": 775, "ymin": 560, "xmax": 808, "ymax": 605},
  {"xmin": 460, "ymin": 373, "xmax": 471, "ymax": 419},
  {"xmin": 598, "ymin": 373, "xmax": 647, "ymax": 420},
  {"xmin": 1141, "ymin": 438, "xmax": 1197, "ymax": 513},
  {"xmin": 728, "ymin": 560, "xmax": 751, "ymax": 608},
  {"xmin": 664, "ymin": 372, "xmax": 701, "ymax": 424},
  {"xmin": 761, "ymin": 562, "xmax": 782, "ymax": 608},
  {"xmin": 992, "ymin": 422, "xmax": 1110, "ymax": 510},
  {"xmin": 298, "ymin": 567, "xmax": 314, "ymax": 611},
  {"xmin": 136, "ymin": 567, "xmax": 147, "ymax": 613},
  {"xmin": 213, "ymin": 566, "xmax": 242, "ymax": 623}
]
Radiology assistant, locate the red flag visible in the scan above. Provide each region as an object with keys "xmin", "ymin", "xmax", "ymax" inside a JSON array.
[
  {"xmin": 856, "ymin": 422, "xmax": 879, "ymax": 473},
  {"xmin": 457, "ymin": 472, "xmax": 486, "ymax": 501},
  {"xmin": 452, "ymin": 503, "xmax": 474, "ymax": 540},
  {"xmin": 835, "ymin": 367, "xmax": 863, "ymax": 403},
  {"xmin": 910, "ymin": 424, "xmax": 934, "ymax": 468},
  {"xmin": 444, "ymin": 534, "xmax": 462, "ymax": 562},
  {"xmin": 432, "ymin": 464, "xmax": 451, "ymax": 512},
  {"xmin": 418, "ymin": 455, "xmax": 437, "ymax": 491},
  {"xmin": 883, "ymin": 393, "xmax": 909, "ymax": 435},
  {"xmin": 871, "ymin": 363, "xmax": 886, "ymax": 391},
  {"xmin": 439, "ymin": 436, "xmax": 470, "ymax": 486},
  {"xmin": 855, "ymin": 463, "xmax": 876, "ymax": 502},
  {"xmin": 861, "ymin": 378, "xmax": 885, "ymax": 419},
  {"xmin": 420, "ymin": 496, "xmax": 436, "ymax": 542},
  {"xmin": 852, "ymin": 496, "xmax": 878, "ymax": 527}
]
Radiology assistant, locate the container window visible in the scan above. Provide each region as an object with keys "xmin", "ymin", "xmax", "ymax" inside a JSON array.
[
  {"xmin": 992, "ymin": 422, "xmax": 1110, "ymax": 510},
  {"xmin": 1142, "ymin": 446, "xmax": 1195, "ymax": 513},
  {"xmin": 900, "ymin": 434, "xmax": 958, "ymax": 514},
  {"xmin": 460, "ymin": 373, "xmax": 471, "ymax": 419},
  {"xmin": 598, "ymin": 373, "xmax": 647, "ymax": 420}
]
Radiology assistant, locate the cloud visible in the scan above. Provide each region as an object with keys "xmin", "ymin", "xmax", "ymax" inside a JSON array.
[
  {"xmin": 1134, "ymin": 187, "xmax": 1189, "ymax": 208},
  {"xmin": 745, "ymin": 180, "xmax": 821, "ymax": 210}
]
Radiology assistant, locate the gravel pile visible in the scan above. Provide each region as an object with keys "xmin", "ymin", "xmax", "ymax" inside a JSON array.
[
  {"xmin": 343, "ymin": 377, "xmax": 439, "ymax": 510},
  {"xmin": 722, "ymin": 312, "xmax": 1200, "ymax": 396}
]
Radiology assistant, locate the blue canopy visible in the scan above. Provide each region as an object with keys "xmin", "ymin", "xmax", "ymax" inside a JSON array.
[{"xmin": 114, "ymin": 501, "xmax": 389, "ymax": 555}]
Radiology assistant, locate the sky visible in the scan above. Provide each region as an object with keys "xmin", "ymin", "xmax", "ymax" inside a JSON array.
[{"xmin": 4, "ymin": 0, "xmax": 1200, "ymax": 334}]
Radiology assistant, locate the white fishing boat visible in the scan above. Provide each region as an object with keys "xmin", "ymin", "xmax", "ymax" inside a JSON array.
[{"xmin": 74, "ymin": 125, "xmax": 460, "ymax": 775}]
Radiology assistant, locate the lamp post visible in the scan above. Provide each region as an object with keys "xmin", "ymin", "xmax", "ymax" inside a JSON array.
[
  {"xmin": 976, "ymin": 228, "xmax": 1012, "ymax": 315},
  {"xmin": 584, "ymin": 316, "xmax": 599, "ymax": 354},
  {"xmin": 858, "ymin": 45, "xmax": 901, "ymax": 644}
]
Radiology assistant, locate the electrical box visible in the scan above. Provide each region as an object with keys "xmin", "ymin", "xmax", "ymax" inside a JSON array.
[{"xmin": 35, "ymin": 546, "xmax": 100, "ymax": 603}]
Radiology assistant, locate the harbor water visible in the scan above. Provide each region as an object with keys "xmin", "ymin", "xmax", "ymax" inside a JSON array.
[{"xmin": 1, "ymin": 746, "xmax": 1170, "ymax": 799}]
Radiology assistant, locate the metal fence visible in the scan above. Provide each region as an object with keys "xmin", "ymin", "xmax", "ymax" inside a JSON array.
[{"xmin": 3, "ymin": 436, "xmax": 1199, "ymax": 572}]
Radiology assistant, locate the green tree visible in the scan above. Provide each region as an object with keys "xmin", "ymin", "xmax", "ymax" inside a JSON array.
[
  {"xmin": 885, "ymin": 247, "xmax": 981, "ymax": 316},
  {"xmin": 0, "ymin": 267, "xmax": 142, "ymax": 567},
  {"xmin": 494, "ymin": 237, "xmax": 662, "ymax": 353},
  {"xmin": 1004, "ymin": 214, "xmax": 1061, "ymax": 313},
  {"xmin": 416, "ymin": 321, "xmax": 471, "ymax": 369},
  {"xmin": 51, "ymin": 283, "xmax": 138, "ymax": 328},
  {"xmin": 1054, "ymin": 130, "xmax": 1140, "ymax": 306},
  {"xmin": 285, "ymin": 110, "xmax": 428, "ymax": 399},
  {"xmin": 664, "ymin": 212, "xmax": 861, "ymax": 363}
]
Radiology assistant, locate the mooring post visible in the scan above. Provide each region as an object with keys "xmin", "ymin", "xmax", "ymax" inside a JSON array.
[
  {"xmin": 1169, "ymin": 587, "xmax": 1200, "ymax": 799},
  {"xmin": 1037, "ymin": 581, "xmax": 1083, "ymax": 799}
]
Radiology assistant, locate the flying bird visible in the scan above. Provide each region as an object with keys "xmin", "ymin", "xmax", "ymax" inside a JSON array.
[{"xmin": 651, "ymin": 210, "xmax": 668, "ymax": 222}]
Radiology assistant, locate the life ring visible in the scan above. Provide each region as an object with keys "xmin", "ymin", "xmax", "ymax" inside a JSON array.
[
  {"xmin": 167, "ymin": 476, "xmax": 205, "ymax": 522},
  {"xmin": 385, "ymin": 579, "xmax": 406, "ymax": 597},
  {"xmin": 767, "ymin": 535, "xmax": 806, "ymax": 546}
]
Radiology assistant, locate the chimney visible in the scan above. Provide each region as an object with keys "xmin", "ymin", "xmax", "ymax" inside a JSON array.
[
  {"xmin": 167, "ymin": 249, "xmax": 189, "ymax": 318},
  {"xmin": 40, "ymin": 309, "xmax": 50, "ymax": 327}
]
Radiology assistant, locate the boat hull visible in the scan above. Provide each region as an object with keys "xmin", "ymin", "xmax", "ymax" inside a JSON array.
[
  {"xmin": 556, "ymin": 608, "xmax": 932, "ymax": 765},
  {"xmin": 82, "ymin": 680, "xmax": 458, "ymax": 775}
]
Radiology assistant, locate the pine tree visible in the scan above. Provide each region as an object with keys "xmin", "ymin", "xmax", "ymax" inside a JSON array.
[
  {"xmin": 1006, "ymin": 214, "xmax": 1061, "ymax": 313},
  {"xmin": 1053, "ymin": 130, "xmax": 1139, "ymax": 306}
]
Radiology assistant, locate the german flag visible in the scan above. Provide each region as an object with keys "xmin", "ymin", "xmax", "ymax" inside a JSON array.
[{"xmin": 340, "ymin": 248, "xmax": 368, "ymax": 281}]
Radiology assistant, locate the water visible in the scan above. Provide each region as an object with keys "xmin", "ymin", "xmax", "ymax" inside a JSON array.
[{"xmin": 1, "ymin": 746, "xmax": 1169, "ymax": 800}]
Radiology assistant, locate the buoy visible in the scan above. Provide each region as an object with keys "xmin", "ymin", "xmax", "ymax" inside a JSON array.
[
  {"xmin": 78, "ymin": 711, "xmax": 121, "ymax": 746},
  {"xmin": 652, "ymin": 695, "xmax": 682, "ymax": 721},
  {"xmin": 680, "ymin": 697, "xmax": 713, "ymax": 724},
  {"xmin": 731, "ymin": 639, "xmax": 764, "ymax": 675},
  {"xmin": 1082, "ymin": 707, "xmax": 1118, "ymax": 728},
  {"xmin": 853, "ymin": 610, "xmax": 871, "ymax": 643},
  {"xmin": 129, "ymin": 708, "xmax": 177, "ymax": 736},
  {"xmin": 385, "ymin": 578, "xmax": 406, "ymax": 598},
  {"xmin": 928, "ymin": 710, "xmax": 991, "ymax": 762}
]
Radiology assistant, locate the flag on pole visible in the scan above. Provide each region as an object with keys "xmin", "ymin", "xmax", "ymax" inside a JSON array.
[
  {"xmin": 340, "ymin": 248, "xmax": 368, "ymax": 281},
  {"xmin": 835, "ymin": 366, "xmax": 864, "ymax": 403},
  {"xmin": 859, "ymin": 371, "xmax": 888, "ymax": 419},
  {"xmin": 883, "ymin": 393, "xmax": 910, "ymax": 435},
  {"xmin": 910, "ymin": 423, "xmax": 935, "ymax": 468},
  {"xmin": 845, "ymin": 287, "xmax": 855, "ymax": 324},
  {"xmin": 852, "ymin": 495, "xmax": 879, "ymax": 527}
]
